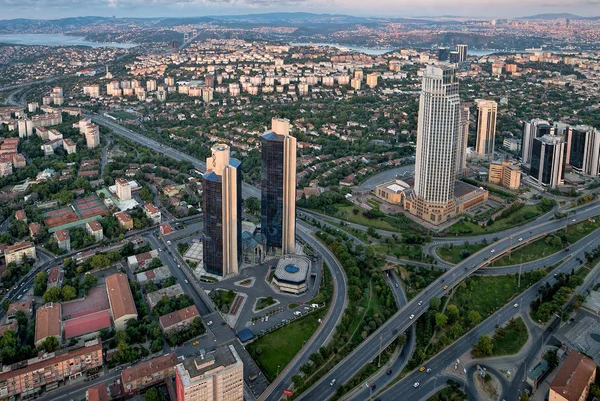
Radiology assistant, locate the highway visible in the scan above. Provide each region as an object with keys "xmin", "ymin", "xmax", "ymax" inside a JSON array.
[
  {"xmin": 296, "ymin": 202, "xmax": 600, "ymax": 401},
  {"xmin": 87, "ymin": 113, "xmax": 349, "ymax": 401}
]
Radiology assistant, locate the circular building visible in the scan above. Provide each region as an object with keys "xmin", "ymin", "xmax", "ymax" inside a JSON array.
[{"xmin": 273, "ymin": 256, "xmax": 311, "ymax": 294}]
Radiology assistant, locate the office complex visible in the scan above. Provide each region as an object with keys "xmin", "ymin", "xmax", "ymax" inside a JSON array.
[
  {"xmin": 474, "ymin": 99, "xmax": 498, "ymax": 159},
  {"xmin": 488, "ymin": 161, "xmax": 521, "ymax": 190},
  {"xmin": 566, "ymin": 125, "xmax": 600, "ymax": 176},
  {"xmin": 261, "ymin": 118, "xmax": 297, "ymax": 255},
  {"xmin": 529, "ymin": 134, "xmax": 566, "ymax": 188},
  {"xmin": 203, "ymin": 144, "xmax": 242, "ymax": 276},
  {"xmin": 175, "ymin": 345, "xmax": 244, "ymax": 401},
  {"xmin": 456, "ymin": 107, "xmax": 470, "ymax": 178},
  {"xmin": 522, "ymin": 119, "xmax": 553, "ymax": 165},
  {"xmin": 406, "ymin": 65, "xmax": 461, "ymax": 225},
  {"xmin": 456, "ymin": 44, "xmax": 468, "ymax": 62}
]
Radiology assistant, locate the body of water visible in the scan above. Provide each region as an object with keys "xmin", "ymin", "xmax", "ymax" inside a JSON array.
[{"xmin": 0, "ymin": 33, "xmax": 138, "ymax": 48}]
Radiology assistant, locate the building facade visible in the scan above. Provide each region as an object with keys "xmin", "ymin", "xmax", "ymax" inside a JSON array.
[
  {"xmin": 522, "ymin": 119, "xmax": 553, "ymax": 165},
  {"xmin": 488, "ymin": 161, "xmax": 521, "ymax": 190},
  {"xmin": 566, "ymin": 125, "xmax": 600, "ymax": 176},
  {"xmin": 474, "ymin": 99, "xmax": 498, "ymax": 160},
  {"xmin": 115, "ymin": 178, "xmax": 132, "ymax": 201},
  {"xmin": 260, "ymin": 118, "xmax": 297, "ymax": 255},
  {"xmin": 121, "ymin": 354, "xmax": 178, "ymax": 395},
  {"xmin": 4, "ymin": 241, "xmax": 37, "ymax": 265},
  {"xmin": 456, "ymin": 107, "xmax": 470, "ymax": 178},
  {"xmin": 529, "ymin": 134, "xmax": 566, "ymax": 188},
  {"xmin": 105, "ymin": 273, "xmax": 137, "ymax": 331},
  {"xmin": 203, "ymin": 144, "xmax": 242, "ymax": 277},
  {"xmin": 175, "ymin": 345, "xmax": 244, "ymax": 401}
]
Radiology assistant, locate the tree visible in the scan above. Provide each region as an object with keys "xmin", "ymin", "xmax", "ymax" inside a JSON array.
[
  {"xmin": 244, "ymin": 197, "xmax": 260, "ymax": 215},
  {"xmin": 33, "ymin": 272, "xmax": 48, "ymax": 296},
  {"xmin": 140, "ymin": 186, "xmax": 153, "ymax": 203},
  {"xmin": 429, "ymin": 296, "xmax": 441, "ymax": 311},
  {"xmin": 43, "ymin": 287, "xmax": 61, "ymax": 303},
  {"xmin": 81, "ymin": 274, "xmax": 99, "ymax": 295},
  {"xmin": 61, "ymin": 285, "xmax": 77, "ymax": 301},
  {"xmin": 144, "ymin": 388, "xmax": 165, "ymax": 401},
  {"xmin": 472, "ymin": 335, "xmax": 493, "ymax": 358},
  {"xmin": 446, "ymin": 304, "xmax": 460, "ymax": 323},
  {"xmin": 450, "ymin": 323, "xmax": 463, "ymax": 339},
  {"xmin": 467, "ymin": 310, "xmax": 482, "ymax": 326},
  {"xmin": 435, "ymin": 313, "xmax": 448, "ymax": 327},
  {"xmin": 38, "ymin": 336, "xmax": 60, "ymax": 353},
  {"xmin": 543, "ymin": 349, "xmax": 559, "ymax": 369}
]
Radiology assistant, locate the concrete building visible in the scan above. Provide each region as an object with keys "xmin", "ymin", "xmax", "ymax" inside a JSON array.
[
  {"xmin": 488, "ymin": 161, "xmax": 521, "ymax": 190},
  {"xmin": 273, "ymin": 256, "xmax": 311, "ymax": 294},
  {"xmin": 366, "ymin": 73, "xmax": 378, "ymax": 88},
  {"xmin": 86, "ymin": 220, "xmax": 104, "ymax": 241},
  {"xmin": 127, "ymin": 249, "xmax": 159, "ymax": 271},
  {"xmin": 261, "ymin": 118, "xmax": 296, "ymax": 255},
  {"xmin": 121, "ymin": 353, "xmax": 178, "ymax": 395},
  {"xmin": 0, "ymin": 160, "xmax": 13, "ymax": 177},
  {"xmin": 474, "ymin": 99, "xmax": 497, "ymax": 160},
  {"xmin": 549, "ymin": 351, "xmax": 596, "ymax": 401},
  {"xmin": 105, "ymin": 273, "xmax": 137, "ymax": 331},
  {"xmin": 63, "ymin": 138, "xmax": 77, "ymax": 154},
  {"xmin": 115, "ymin": 211, "xmax": 133, "ymax": 230},
  {"xmin": 159, "ymin": 305, "xmax": 199, "ymax": 334},
  {"xmin": 175, "ymin": 345, "xmax": 244, "ymax": 401},
  {"xmin": 529, "ymin": 134, "xmax": 566, "ymax": 188},
  {"xmin": 53, "ymin": 229, "xmax": 71, "ymax": 252},
  {"xmin": 522, "ymin": 119, "xmax": 553, "ymax": 165},
  {"xmin": 405, "ymin": 64, "xmax": 462, "ymax": 225},
  {"xmin": 146, "ymin": 284, "xmax": 184, "ymax": 310},
  {"xmin": 456, "ymin": 107, "xmax": 470, "ymax": 178},
  {"xmin": 203, "ymin": 144, "xmax": 242, "ymax": 277},
  {"xmin": 34, "ymin": 303, "xmax": 62, "ymax": 347},
  {"xmin": 566, "ymin": 125, "xmax": 600, "ymax": 176},
  {"xmin": 456, "ymin": 44, "xmax": 468, "ymax": 62},
  {"xmin": 375, "ymin": 179, "xmax": 411, "ymax": 205},
  {"xmin": 350, "ymin": 77, "xmax": 362, "ymax": 90},
  {"xmin": 4, "ymin": 241, "xmax": 36, "ymax": 265},
  {"xmin": 144, "ymin": 203, "xmax": 161, "ymax": 224},
  {"xmin": 0, "ymin": 340, "xmax": 102, "ymax": 398},
  {"xmin": 47, "ymin": 265, "xmax": 64, "ymax": 289},
  {"xmin": 115, "ymin": 178, "xmax": 132, "ymax": 201}
]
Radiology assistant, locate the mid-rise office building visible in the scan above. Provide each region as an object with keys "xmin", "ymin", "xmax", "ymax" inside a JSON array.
[
  {"xmin": 488, "ymin": 161, "xmax": 521, "ymax": 190},
  {"xmin": 529, "ymin": 134, "xmax": 566, "ymax": 188},
  {"xmin": 261, "ymin": 118, "xmax": 297, "ymax": 255},
  {"xmin": 406, "ymin": 64, "xmax": 461, "ymax": 225},
  {"xmin": 474, "ymin": 100, "xmax": 498, "ymax": 159},
  {"xmin": 175, "ymin": 345, "xmax": 244, "ymax": 401},
  {"xmin": 203, "ymin": 144, "xmax": 242, "ymax": 277},
  {"xmin": 522, "ymin": 119, "xmax": 553, "ymax": 164},
  {"xmin": 456, "ymin": 44, "xmax": 468, "ymax": 62},
  {"xmin": 566, "ymin": 125, "xmax": 600, "ymax": 176}
]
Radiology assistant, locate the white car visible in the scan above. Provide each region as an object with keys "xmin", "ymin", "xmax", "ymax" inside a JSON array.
[
  {"xmin": 514, "ymin": 303, "xmax": 519, "ymax": 308},
  {"xmin": 572, "ymin": 218, "xmax": 576, "ymax": 222},
  {"xmin": 490, "ymin": 249, "xmax": 495, "ymax": 253},
  {"xmin": 330, "ymin": 379, "xmax": 336, "ymax": 386},
  {"xmin": 207, "ymin": 321, "xmax": 213, "ymax": 326},
  {"xmin": 184, "ymin": 279, "xmax": 189, "ymax": 284},
  {"xmin": 518, "ymin": 238, "xmax": 523, "ymax": 242},
  {"xmin": 418, "ymin": 301, "xmax": 423, "ymax": 306},
  {"xmin": 413, "ymin": 382, "xmax": 420, "ymax": 388},
  {"xmin": 409, "ymin": 314, "xmax": 415, "ymax": 320}
]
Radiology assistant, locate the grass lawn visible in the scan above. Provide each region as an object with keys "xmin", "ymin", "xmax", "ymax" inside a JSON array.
[
  {"xmin": 447, "ymin": 204, "xmax": 544, "ymax": 236},
  {"xmin": 427, "ymin": 387, "xmax": 467, "ymax": 401},
  {"xmin": 491, "ymin": 317, "xmax": 528, "ymax": 356},
  {"xmin": 436, "ymin": 243, "xmax": 487, "ymax": 264},
  {"xmin": 331, "ymin": 221, "xmax": 371, "ymax": 243},
  {"xmin": 256, "ymin": 297, "xmax": 277, "ymax": 311},
  {"xmin": 247, "ymin": 309, "xmax": 326, "ymax": 381},
  {"xmin": 209, "ymin": 289, "xmax": 236, "ymax": 312},
  {"xmin": 371, "ymin": 243, "xmax": 425, "ymax": 261},
  {"xmin": 109, "ymin": 111, "xmax": 138, "ymax": 120},
  {"xmin": 333, "ymin": 205, "xmax": 428, "ymax": 234}
]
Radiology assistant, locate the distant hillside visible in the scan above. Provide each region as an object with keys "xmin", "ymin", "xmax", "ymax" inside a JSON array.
[{"xmin": 518, "ymin": 13, "xmax": 591, "ymax": 20}]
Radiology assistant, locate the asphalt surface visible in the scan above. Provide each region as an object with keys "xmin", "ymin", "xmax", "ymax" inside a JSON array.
[
  {"xmin": 88, "ymin": 113, "xmax": 349, "ymax": 401},
  {"xmin": 296, "ymin": 202, "xmax": 600, "ymax": 401}
]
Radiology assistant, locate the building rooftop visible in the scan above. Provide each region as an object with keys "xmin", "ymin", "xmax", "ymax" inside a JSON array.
[
  {"xmin": 177, "ymin": 345, "xmax": 240, "ymax": 386},
  {"xmin": 146, "ymin": 284, "xmax": 184, "ymax": 309},
  {"xmin": 64, "ymin": 310, "xmax": 111, "ymax": 339},
  {"xmin": 54, "ymin": 229, "xmax": 69, "ymax": 242},
  {"xmin": 7, "ymin": 299, "xmax": 32, "ymax": 316},
  {"xmin": 6, "ymin": 241, "xmax": 34, "ymax": 253},
  {"xmin": 87, "ymin": 220, "xmax": 102, "ymax": 231},
  {"xmin": 274, "ymin": 256, "xmax": 311, "ymax": 284},
  {"xmin": 62, "ymin": 285, "xmax": 110, "ymax": 320},
  {"xmin": 144, "ymin": 203, "xmax": 160, "ymax": 214},
  {"xmin": 159, "ymin": 305, "xmax": 199, "ymax": 331},
  {"xmin": 87, "ymin": 382, "xmax": 109, "ymax": 401},
  {"xmin": 34, "ymin": 303, "xmax": 61, "ymax": 344},
  {"xmin": 105, "ymin": 273, "xmax": 137, "ymax": 321},
  {"xmin": 121, "ymin": 353, "xmax": 178, "ymax": 384},
  {"xmin": 550, "ymin": 351, "xmax": 597, "ymax": 401}
]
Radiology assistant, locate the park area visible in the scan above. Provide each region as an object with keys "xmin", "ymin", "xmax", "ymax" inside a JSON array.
[
  {"xmin": 247, "ymin": 309, "xmax": 326, "ymax": 381},
  {"xmin": 436, "ymin": 242, "xmax": 487, "ymax": 264},
  {"xmin": 490, "ymin": 317, "xmax": 528, "ymax": 356}
]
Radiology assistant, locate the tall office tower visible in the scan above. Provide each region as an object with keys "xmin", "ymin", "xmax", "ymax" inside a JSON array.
[
  {"xmin": 205, "ymin": 74, "xmax": 215, "ymax": 89},
  {"xmin": 456, "ymin": 107, "xmax": 470, "ymax": 178},
  {"xmin": 203, "ymin": 144, "xmax": 242, "ymax": 277},
  {"xmin": 529, "ymin": 134, "xmax": 566, "ymax": 188},
  {"xmin": 449, "ymin": 51, "xmax": 460, "ymax": 64},
  {"xmin": 521, "ymin": 119, "xmax": 553, "ymax": 164},
  {"xmin": 456, "ymin": 44, "xmax": 468, "ymax": 62},
  {"xmin": 261, "ymin": 118, "xmax": 297, "ymax": 255},
  {"xmin": 175, "ymin": 345, "xmax": 244, "ymax": 401},
  {"xmin": 184, "ymin": 33, "xmax": 189, "ymax": 42},
  {"xmin": 408, "ymin": 64, "xmax": 461, "ymax": 225},
  {"xmin": 566, "ymin": 125, "xmax": 600, "ymax": 176},
  {"xmin": 171, "ymin": 40, "xmax": 179, "ymax": 50},
  {"xmin": 437, "ymin": 47, "xmax": 450, "ymax": 61},
  {"xmin": 474, "ymin": 100, "xmax": 498, "ymax": 159}
]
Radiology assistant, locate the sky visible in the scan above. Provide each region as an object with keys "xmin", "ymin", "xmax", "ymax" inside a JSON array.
[{"xmin": 1, "ymin": 0, "xmax": 599, "ymax": 20}]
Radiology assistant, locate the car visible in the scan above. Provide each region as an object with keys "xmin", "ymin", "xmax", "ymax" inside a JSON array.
[
  {"xmin": 392, "ymin": 329, "xmax": 398, "ymax": 335},
  {"xmin": 371, "ymin": 383, "xmax": 376, "ymax": 389},
  {"xmin": 184, "ymin": 279, "xmax": 189, "ymax": 284},
  {"xmin": 192, "ymin": 340, "xmax": 199, "ymax": 345},
  {"xmin": 167, "ymin": 240, "xmax": 172, "ymax": 244},
  {"xmin": 20, "ymin": 282, "xmax": 24, "ymax": 287},
  {"xmin": 443, "ymin": 285, "xmax": 449, "ymax": 290},
  {"xmin": 177, "ymin": 264, "xmax": 181, "ymax": 268},
  {"xmin": 419, "ymin": 366, "xmax": 425, "ymax": 372},
  {"xmin": 409, "ymin": 314, "xmax": 415, "ymax": 320},
  {"xmin": 221, "ymin": 321, "xmax": 227, "ymax": 326},
  {"xmin": 207, "ymin": 321, "xmax": 213, "ymax": 326},
  {"xmin": 418, "ymin": 301, "xmax": 423, "ymax": 306},
  {"xmin": 490, "ymin": 249, "xmax": 495, "ymax": 253},
  {"xmin": 386, "ymin": 369, "xmax": 392, "ymax": 375},
  {"xmin": 514, "ymin": 303, "xmax": 519, "ymax": 308},
  {"xmin": 572, "ymin": 218, "xmax": 576, "ymax": 222},
  {"xmin": 518, "ymin": 238, "xmax": 523, "ymax": 242},
  {"xmin": 330, "ymin": 379, "xmax": 336, "ymax": 386},
  {"xmin": 17, "ymin": 295, "xmax": 22, "ymax": 300},
  {"xmin": 413, "ymin": 382, "xmax": 420, "ymax": 388},
  {"xmin": 426, "ymin": 368, "xmax": 432, "ymax": 374},
  {"xmin": 395, "ymin": 283, "xmax": 399, "ymax": 288}
]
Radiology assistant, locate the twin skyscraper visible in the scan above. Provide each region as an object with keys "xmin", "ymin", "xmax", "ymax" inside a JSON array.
[{"xmin": 202, "ymin": 118, "xmax": 297, "ymax": 277}]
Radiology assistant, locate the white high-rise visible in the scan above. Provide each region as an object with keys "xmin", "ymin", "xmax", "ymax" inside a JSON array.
[
  {"xmin": 474, "ymin": 99, "xmax": 498, "ymax": 160},
  {"xmin": 408, "ymin": 64, "xmax": 461, "ymax": 225}
]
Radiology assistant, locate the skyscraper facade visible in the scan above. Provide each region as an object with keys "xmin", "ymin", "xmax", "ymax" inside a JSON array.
[
  {"xmin": 474, "ymin": 99, "xmax": 498, "ymax": 159},
  {"xmin": 522, "ymin": 119, "xmax": 553, "ymax": 164},
  {"xmin": 529, "ymin": 134, "xmax": 566, "ymax": 188},
  {"xmin": 456, "ymin": 44, "xmax": 468, "ymax": 62},
  {"xmin": 456, "ymin": 107, "xmax": 470, "ymax": 178},
  {"xmin": 407, "ymin": 64, "xmax": 461, "ymax": 225},
  {"xmin": 203, "ymin": 144, "xmax": 242, "ymax": 277},
  {"xmin": 261, "ymin": 118, "xmax": 297, "ymax": 255},
  {"xmin": 566, "ymin": 125, "xmax": 600, "ymax": 176}
]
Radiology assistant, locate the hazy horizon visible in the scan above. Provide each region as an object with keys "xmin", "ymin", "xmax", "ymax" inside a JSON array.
[{"xmin": 1, "ymin": 0, "xmax": 599, "ymax": 21}]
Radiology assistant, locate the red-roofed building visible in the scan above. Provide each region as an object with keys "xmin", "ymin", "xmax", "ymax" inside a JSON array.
[
  {"xmin": 86, "ymin": 220, "xmax": 104, "ymax": 241},
  {"xmin": 0, "ymin": 321, "xmax": 18, "ymax": 336},
  {"xmin": 34, "ymin": 303, "xmax": 61, "ymax": 347},
  {"xmin": 64, "ymin": 310, "xmax": 111, "ymax": 340},
  {"xmin": 160, "ymin": 222, "xmax": 173, "ymax": 236},
  {"xmin": 144, "ymin": 204, "xmax": 161, "ymax": 224},
  {"xmin": 53, "ymin": 229, "xmax": 70, "ymax": 252},
  {"xmin": 121, "ymin": 353, "xmax": 178, "ymax": 395},
  {"xmin": 28, "ymin": 222, "xmax": 41, "ymax": 238},
  {"xmin": 549, "ymin": 351, "xmax": 597, "ymax": 401},
  {"xmin": 7, "ymin": 299, "xmax": 33, "ymax": 320},
  {"xmin": 15, "ymin": 209, "xmax": 27, "ymax": 222},
  {"xmin": 159, "ymin": 305, "xmax": 199, "ymax": 334},
  {"xmin": 87, "ymin": 382, "xmax": 109, "ymax": 401},
  {"xmin": 47, "ymin": 266, "xmax": 64, "ymax": 289},
  {"xmin": 115, "ymin": 211, "xmax": 133, "ymax": 230},
  {"xmin": 105, "ymin": 273, "xmax": 137, "ymax": 331}
]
